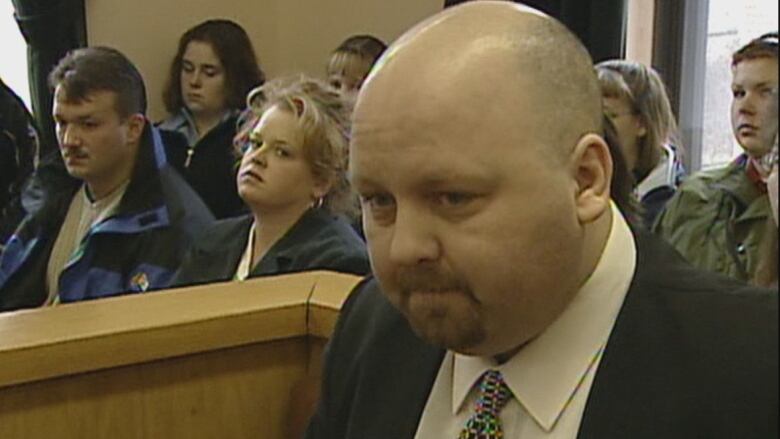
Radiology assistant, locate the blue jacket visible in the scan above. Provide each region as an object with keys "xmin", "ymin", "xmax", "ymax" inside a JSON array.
[{"xmin": 0, "ymin": 125, "xmax": 214, "ymax": 311}]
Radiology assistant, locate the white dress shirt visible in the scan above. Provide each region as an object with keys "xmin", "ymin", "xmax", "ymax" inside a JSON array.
[{"xmin": 414, "ymin": 203, "xmax": 637, "ymax": 438}]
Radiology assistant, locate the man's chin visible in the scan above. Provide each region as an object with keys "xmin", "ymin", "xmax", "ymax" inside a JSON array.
[
  {"xmin": 739, "ymin": 140, "xmax": 772, "ymax": 158},
  {"xmin": 64, "ymin": 166, "xmax": 88, "ymax": 180},
  {"xmin": 406, "ymin": 312, "xmax": 486, "ymax": 352}
]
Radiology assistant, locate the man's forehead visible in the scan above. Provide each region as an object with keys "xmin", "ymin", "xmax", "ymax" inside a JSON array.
[
  {"xmin": 733, "ymin": 58, "xmax": 779, "ymax": 80},
  {"xmin": 351, "ymin": 147, "xmax": 495, "ymax": 189},
  {"xmin": 53, "ymin": 88, "xmax": 117, "ymax": 115}
]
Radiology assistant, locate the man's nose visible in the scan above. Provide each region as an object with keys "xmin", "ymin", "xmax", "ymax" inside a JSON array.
[
  {"xmin": 388, "ymin": 207, "xmax": 441, "ymax": 266},
  {"xmin": 60, "ymin": 125, "xmax": 81, "ymax": 148},
  {"xmin": 738, "ymin": 93, "xmax": 757, "ymax": 115}
]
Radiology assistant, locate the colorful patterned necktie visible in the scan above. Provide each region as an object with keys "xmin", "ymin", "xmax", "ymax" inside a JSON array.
[{"xmin": 459, "ymin": 369, "xmax": 513, "ymax": 439}]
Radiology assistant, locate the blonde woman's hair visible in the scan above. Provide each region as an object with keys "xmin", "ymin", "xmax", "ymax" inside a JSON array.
[
  {"xmin": 595, "ymin": 60, "xmax": 681, "ymax": 181},
  {"xmin": 245, "ymin": 76, "xmax": 357, "ymax": 217}
]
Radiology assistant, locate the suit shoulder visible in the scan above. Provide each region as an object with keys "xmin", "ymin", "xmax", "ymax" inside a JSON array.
[{"xmin": 332, "ymin": 276, "xmax": 407, "ymax": 354}]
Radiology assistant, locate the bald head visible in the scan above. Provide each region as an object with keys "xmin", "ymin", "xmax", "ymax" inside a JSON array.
[
  {"xmin": 357, "ymin": 1, "xmax": 602, "ymax": 162},
  {"xmin": 351, "ymin": 2, "xmax": 615, "ymax": 357}
]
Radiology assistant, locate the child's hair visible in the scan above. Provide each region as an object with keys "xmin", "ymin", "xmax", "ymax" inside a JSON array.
[{"xmin": 327, "ymin": 35, "xmax": 387, "ymax": 89}]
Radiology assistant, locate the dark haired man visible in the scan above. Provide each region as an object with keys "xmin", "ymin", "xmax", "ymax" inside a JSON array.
[
  {"xmin": 305, "ymin": 3, "xmax": 777, "ymax": 438},
  {"xmin": 0, "ymin": 46, "xmax": 213, "ymax": 311},
  {"xmin": 655, "ymin": 33, "xmax": 779, "ymax": 282}
]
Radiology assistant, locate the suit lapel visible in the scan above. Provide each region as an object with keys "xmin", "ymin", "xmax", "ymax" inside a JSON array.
[
  {"xmin": 349, "ymin": 316, "xmax": 445, "ymax": 439},
  {"xmin": 576, "ymin": 230, "xmax": 691, "ymax": 438}
]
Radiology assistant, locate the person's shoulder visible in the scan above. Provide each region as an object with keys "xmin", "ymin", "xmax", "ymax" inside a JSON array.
[
  {"xmin": 157, "ymin": 165, "xmax": 213, "ymax": 217},
  {"xmin": 187, "ymin": 215, "xmax": 252, "ymax": 253},
  {"xmin": 675, "ymin": 161, "xmax": 743, "ymax": 200},
  {"xmin": 156, "ymin": 112, "xmax": 187, "ymax": 131},
  {"xmin": 653, "ymin": 163, "xmax": 741, "ymax": 231},
  {"xmin": 633, "ymin": 228, "xmax": 777, "ymax": 329},
  {"xmin": 635, "ymin": 227, "xmax": 743, "ymax": 290},
  {"xmin": 295, "ymin": 211, "xmax": 369, "ymax": 274},
  {"xmin": 331, "ymin": 276, "xmax": 408, "ymax": 352}
]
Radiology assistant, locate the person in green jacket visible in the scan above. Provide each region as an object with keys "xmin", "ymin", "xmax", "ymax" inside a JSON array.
[{"xmin": 654, "ymin": 32, "xmax": 778, "ymax": 282}]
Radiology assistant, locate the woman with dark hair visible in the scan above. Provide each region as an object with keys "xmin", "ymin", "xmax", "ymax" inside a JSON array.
[
  {"xmin": 326, "ymin": 34, "xmax": 387, "ymax": 100},
  {"xmin": 172, "ymin": 76, "xmax": 369, "ymax": 287},
  {"xmin": 158, "ymin": 19, "xmax": 265, "ymax": 218}
]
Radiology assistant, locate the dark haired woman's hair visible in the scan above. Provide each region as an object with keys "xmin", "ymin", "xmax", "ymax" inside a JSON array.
[
  {"xmin": 603, "ymin": 115, "xmax": 642, "ymax": 226},
  {"xmin": 162, "ymin": 19, "xmax": 265, "ymax": 115}
]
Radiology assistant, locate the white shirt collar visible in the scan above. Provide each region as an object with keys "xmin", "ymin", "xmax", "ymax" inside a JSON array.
[
  {"xmin": 235, "ymin": 222, "xmax": 256, "ymax": 281},
  {"xmin": 451, "ymin": 203, "xmax": 636, "ymax": 431}
]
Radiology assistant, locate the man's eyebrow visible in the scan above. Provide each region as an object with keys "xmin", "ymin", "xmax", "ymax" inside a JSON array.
[{"xmin": 54, "ymin": 113, "xmax": 96, "ymax": 122}]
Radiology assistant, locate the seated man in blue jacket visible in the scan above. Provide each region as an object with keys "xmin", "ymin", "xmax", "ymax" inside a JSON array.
[{"xmin": 0, "ymin": 46, "xmax": 214, "ymax": 311}]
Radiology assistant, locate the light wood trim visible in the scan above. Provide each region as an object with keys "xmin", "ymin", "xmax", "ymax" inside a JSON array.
[
  {"xmin": 0, "ymin": 338, "xmax": 309, "ymax": 439},
  {"xmin": 626, "ymin": 0, "xmax": 656, "ymax": 65},
  {"xmin": 307, "ymin": 271, "xmax": 364, "ymax": 339},
  {"xmin": 0, "ymin": 271, "xmax": 362, "ymax": 389}
]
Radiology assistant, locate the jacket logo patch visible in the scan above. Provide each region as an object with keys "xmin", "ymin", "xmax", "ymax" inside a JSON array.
[{"xmin": 130, "ymin": 272, "xmax": 150, "ymax": 292}]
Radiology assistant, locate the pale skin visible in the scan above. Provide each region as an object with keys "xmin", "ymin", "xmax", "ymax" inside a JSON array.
[
  {"xmin": 180, "ymin": 40, "xmax": 229, "ymax": 139},
  {"xmin": 603, "ymin": 95, "xmax": 647, "ymax": 172},
  {"xmin": 730, "ymin": 57, "xmax": 779, "ymax": 160},
  {"xmin": 52, "ymin": 87, "xmax": 144, "ymax": 200},
  {"xmin": 237, "ymin": 105, "xmax": 331, "ymax": 267},
  {"xmin": 350, "ymin": 1, "xmax": 614, "ymax": 362}
]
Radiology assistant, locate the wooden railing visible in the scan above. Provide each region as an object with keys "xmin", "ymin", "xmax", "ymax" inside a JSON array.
[{"xmin": 0, "ymin": 270, "xmax": 362, "ymax": 439}]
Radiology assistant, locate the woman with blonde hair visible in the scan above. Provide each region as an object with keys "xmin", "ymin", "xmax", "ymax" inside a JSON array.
[
  {"xmin": 172, "ymin": 76, "xmax": 368, "ymax": 286},
  {"xmin": 326, "ymin": 34, "xmax": 387, "ymax": 99},
  {"xmin": 596, "ymin": 60, "xmax": 686, "ymax": 226}
]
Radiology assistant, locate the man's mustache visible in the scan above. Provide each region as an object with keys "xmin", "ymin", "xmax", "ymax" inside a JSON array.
[{"xmin": 395, "ymin": 265, "xmax": 472, "ymax": 297}]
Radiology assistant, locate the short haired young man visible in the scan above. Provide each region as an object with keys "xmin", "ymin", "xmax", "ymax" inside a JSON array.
[
  {"xmin": 0, "ymin": 47, "xmax": 213, "ymax": 310},
  {"xmin": 655, "ymin": 33, "xmax": 779, "ymax": 282}
]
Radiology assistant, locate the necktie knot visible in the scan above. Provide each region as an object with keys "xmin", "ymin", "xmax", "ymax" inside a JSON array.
[{"xmin": 459, "ymin": 369, "xmax": 513, "ymax": 439}]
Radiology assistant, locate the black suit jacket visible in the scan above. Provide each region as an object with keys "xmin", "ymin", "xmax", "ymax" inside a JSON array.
[
  {"xmin": 171, "ymin": 208, "xmax": 370, "ymax": 287},
  {"xmin": 305, "ymin": 229, "xmax": 778, "ymax": 438}
]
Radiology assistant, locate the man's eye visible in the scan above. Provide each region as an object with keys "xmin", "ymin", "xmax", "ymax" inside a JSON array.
[
  {"xmin": 732, "ymin": 89, "xmax": 745, "ymax": 98},
  {"xmin": 436, "ymin": 192, "xmax": 476, "ymax": 207},
  {"xmin": 362, "ymin": 193, "xmax": 395, "ymax": 209}
]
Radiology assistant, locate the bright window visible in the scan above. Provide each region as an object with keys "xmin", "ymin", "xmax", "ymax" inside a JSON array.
[{"xmin": 0, "ymin": 2, "xmax": 31, "ymax": 111}]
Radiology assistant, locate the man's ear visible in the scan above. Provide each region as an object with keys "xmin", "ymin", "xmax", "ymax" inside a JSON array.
[
  {"xmin": 570, "ymin": 133, "xmax": 612, "ymax": 224},
  {"xmin": 125, "ymin": 114, "xmax": 146, "ymax": 146}
]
